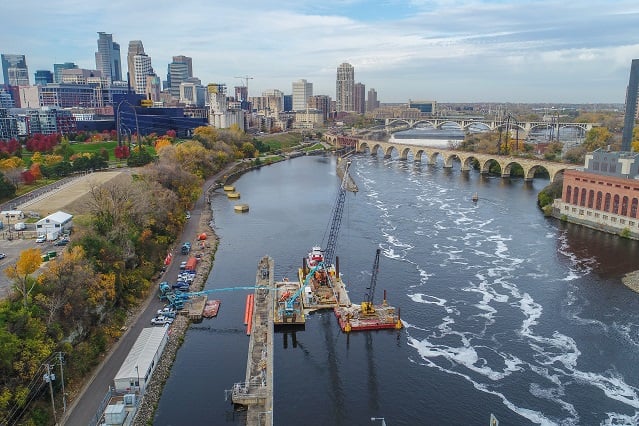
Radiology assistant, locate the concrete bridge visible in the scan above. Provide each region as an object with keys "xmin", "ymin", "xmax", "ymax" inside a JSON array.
[
  {"xmin": 326, "ymin": 135, "xmax": 575, "ymax": 182},
  {"xmin": 382, "ymin": 117, "xmax": 598, "ymax": 139}
]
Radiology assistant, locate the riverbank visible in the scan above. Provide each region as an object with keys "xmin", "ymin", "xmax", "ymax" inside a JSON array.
[{"xmin": 132, "ymin": 187, "xmax": 218, "ymax": 425}]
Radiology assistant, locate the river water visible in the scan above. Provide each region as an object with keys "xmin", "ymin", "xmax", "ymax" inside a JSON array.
[{"xmin": 153, "ymin": 154, "xmax": 639, "ymax": 425}]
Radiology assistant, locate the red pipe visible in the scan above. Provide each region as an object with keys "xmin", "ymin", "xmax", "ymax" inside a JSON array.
[
  {"xmin": 244, "ymin": 294, "xmax": 252, "ymax": 325},
  {"xmin": 246, "ymin": 295, "xmax": 254, "ymax": 335}
]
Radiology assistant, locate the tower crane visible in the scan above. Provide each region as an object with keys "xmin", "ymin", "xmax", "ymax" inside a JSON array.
[
  {"xmin": 361, "ymin": 248, "xmax": 381, "ymax": 315},
  {"xmin": 234, "ymin": 75, "xmax": 253, "ymax": 101}
]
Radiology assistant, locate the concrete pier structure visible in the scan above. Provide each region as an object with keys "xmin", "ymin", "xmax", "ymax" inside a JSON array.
[{"xmin": 229, "ymin": 256, "xmax": 274, "ymax": 425}]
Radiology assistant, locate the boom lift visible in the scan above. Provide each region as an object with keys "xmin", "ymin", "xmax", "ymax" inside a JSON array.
[{"xmin": 361, "ymin": 248, "xmax": 381, "ymax": 315}]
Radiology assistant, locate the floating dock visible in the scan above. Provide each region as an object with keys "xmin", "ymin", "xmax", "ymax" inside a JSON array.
[
  {"xmin": 227, "ymin": 192, "xmax": 241, "ymax": 199},
  {"xmin": 223, "ymin": 185, "xmax": 235, "ymax": 192},
  {"xmin": 202, "ymin": 299, "xmax": 220, "ymax": 318},
  {"xmin": 234, "ymin": 204, "xmax": 249, "ymax": 213}
]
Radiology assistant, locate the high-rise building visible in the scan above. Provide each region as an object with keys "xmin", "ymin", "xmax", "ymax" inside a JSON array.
[
  {"xmin": 336, "ymin": 62, "xmax": 354, "ymax": 112},
  {"xmin": 34, "ymin": 70, "xmax": 53, "ymax": 85},
  {"xmin": 95, "ymin": 32, "xmax": 122, "ymax": 83},
  {"xmin": 292, "ymin": 79, "xmax": 313, "ymax": 111},
  {"xmin": 127, "ymin": 40, "xmax": 145, "ymax": 91},
  {"xmin": 172, "ymin": 55, "xmax": 193, "ymax": 78},
  {"xmin": 366, "ymin": 88, "xmax": 379, "ymax": 112},
  {"xmin": 1, "ymin": 54, "xmax": 29, "ymax": 86},
  {"xmin": 167, "ymin": 56, "xmax": 192, "ymax": 99},
  {"xmin": 307, "ymin": 95, "xmax": 332, "ymax": 120},
  {"xmin": 622, "ymin": 59, "xmax": 639, "ymax": 152},
  {"xmin": 133, "ymin": 54, "xmax": 153, "ymax": 96},
  {"xmin": 354, "ymin": 82, "xmax": 366, "ymax": 114},
  {"xmin": 145, "ymin": 75, "xmax": 161, "ymax": 103},
  {"xmin": 53, "ymin": 62, "xmax": 78, "ymax": 83}
]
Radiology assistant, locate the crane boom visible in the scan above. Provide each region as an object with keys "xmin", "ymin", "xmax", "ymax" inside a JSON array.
[
  {"xmin": 324, "ymin": 160, "xmax": 351, "ymax": 266},
  {"xmin": 284, "ymin": 262, "xmax": 325, "ymax": 315},
  {"xmin": 361, "ymin": 249, "xmax": 381, "ymax": 314}
]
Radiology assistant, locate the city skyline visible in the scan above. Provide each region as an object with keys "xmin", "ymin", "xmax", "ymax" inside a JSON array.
[{"xmin": 1, "ymin": 0, "xmax": 639, "ymax": 104}]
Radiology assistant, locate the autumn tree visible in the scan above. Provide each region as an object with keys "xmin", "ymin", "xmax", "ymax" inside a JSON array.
[
  {"xmin": 583, "ymin": 127, "xmax": 612, "ymax": 152},
  {"xmin": 5, "ymin": 248, "xmax": 43, "ymax": 308}
]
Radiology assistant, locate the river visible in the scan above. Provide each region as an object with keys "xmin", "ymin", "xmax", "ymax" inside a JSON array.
[{"xmin": 153, "ymin": 154, "xmax": 639, "ymax": 425}]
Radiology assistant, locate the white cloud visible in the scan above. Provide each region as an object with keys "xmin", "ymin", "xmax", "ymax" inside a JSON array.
[{"xmin": 1, "ymin": 0, "xmax": 638, "ymax": 102}]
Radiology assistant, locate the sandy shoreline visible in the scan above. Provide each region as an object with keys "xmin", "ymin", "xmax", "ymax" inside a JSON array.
[{"xmin": 621, "ymin": 270, "xmax": 639, "ymax": 293}]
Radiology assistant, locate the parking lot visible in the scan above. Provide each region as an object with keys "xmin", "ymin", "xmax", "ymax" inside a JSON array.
[{"xmin": 0, "ymin": 225, "xmax": 70, "ymax": 299}]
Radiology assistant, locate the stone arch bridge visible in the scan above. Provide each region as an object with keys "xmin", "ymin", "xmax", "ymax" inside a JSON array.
[{"xmin": 327, "ymin": 135, "xmax": 575, "ymax": 182}]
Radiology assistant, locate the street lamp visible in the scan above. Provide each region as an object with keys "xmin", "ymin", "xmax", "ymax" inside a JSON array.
[{"xmin": 371, "ymin": 418, "xmax": 387, "ymax": 426}]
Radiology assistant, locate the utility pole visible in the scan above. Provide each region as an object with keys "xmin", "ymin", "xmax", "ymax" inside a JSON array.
[
  {"xmin": 44, "ymin": 364, "xmax": 57, "ymax": 424},
  {"xmin": 58, "ymin": 352, "xmax": 66, "ymax": 414}
]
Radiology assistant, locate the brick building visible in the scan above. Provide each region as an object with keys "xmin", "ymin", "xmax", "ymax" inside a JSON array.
[{"xmin": 554, "ymin": 150, "xmax": 639, "ymax": 239}]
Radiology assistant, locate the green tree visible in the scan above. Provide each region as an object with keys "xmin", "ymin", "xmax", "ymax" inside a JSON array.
[{"xmin": 583, "ymin": 127, "xmax": 612, "ymax": 152}]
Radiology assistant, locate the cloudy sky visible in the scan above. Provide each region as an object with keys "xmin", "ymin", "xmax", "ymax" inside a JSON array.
[{"xmin": 2, "ymin": 0, "xmax": 639, "ymax": 104}]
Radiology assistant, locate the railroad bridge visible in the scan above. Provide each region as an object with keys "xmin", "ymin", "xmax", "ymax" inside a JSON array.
[{"xmin": 326, "ymin": 135, "xmax": 575, "ymax": 183}]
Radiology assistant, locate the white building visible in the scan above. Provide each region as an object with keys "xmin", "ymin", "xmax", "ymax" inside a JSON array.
[
  {"xmin": 113, "ymin": 327, "xmax": 168, "ymax": 393},
  {"xmin": 293, "ymin": 108, "xmax": 325, "ymax": 129},
  {"xmin": 208, "ymin": 83, "xmax": 244, "ymax": 130},
  {"xmin": 133, "ymin": 54, "xmax": 153, "ymax": 96},
  {"xmin": 292, "ymin": 79, "xmax": 313, "ymax": 111},
  {"xmin": 35, "ymin": 211, "xmax": 73, "ymax": 236}
]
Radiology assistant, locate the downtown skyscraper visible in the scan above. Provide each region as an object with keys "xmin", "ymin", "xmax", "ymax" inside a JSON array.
[
  {"xmin": 621, "ymin": 58, "xmax": 639, "ymax": 151},
  {"xmin": 1, "ymin": 54, "xmax": 29, "ymax": 86},
  {"xmin": 292, "ymin": 79, "xmax": 313, "ymax": 111},
  {"xmin": 95, "ymin": 32, "xmax": 122, "ymax": 83},
  {"xmin": 336, "ymin": 62, "xmax": 354, "ymax": 112}
]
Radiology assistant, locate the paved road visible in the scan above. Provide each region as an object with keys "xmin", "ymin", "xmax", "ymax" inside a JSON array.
[{"xmin": 62, "ymin": 168, "xmax": 227, "ymax": 426}]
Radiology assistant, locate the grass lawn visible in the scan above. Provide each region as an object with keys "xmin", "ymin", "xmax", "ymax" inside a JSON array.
[{"xmin": 257, "ymin": 132, "xmax": 304, "ymax": 152}]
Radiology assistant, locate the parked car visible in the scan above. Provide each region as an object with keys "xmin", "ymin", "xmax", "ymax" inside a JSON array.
[
  {"xmin": 172, "ymin": 281, "xmax": 189, "ymax": 290},
  {"xmin": 185, "ymin": 211, "xmax": 191, "ymax": 220},
  {"xmin": 179, "ymin": 261, "xmax": 187, "ymax": 271},
  {"xmin": 151, "ymin": 315, "xmax": 174, "ymax": 326},
  {"xmin": 0, "ymin": 253, "xmax": 6, "ymax": 260},
  {"xmin": 157, "ymin": 306, "xmax": 176, "ymax": 317},
  {"xmin": 14, "ymin": 222, "xmax": 26, "ymax": 231},
  {"xmin": 54, "ymin": 239, "xmax": 69, "ymax": 246},
  {"xmin": 35, "ymin": 235, "xmax": 46, "ymax": 243}
]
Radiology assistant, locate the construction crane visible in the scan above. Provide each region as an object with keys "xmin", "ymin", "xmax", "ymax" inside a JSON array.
[
  {"xmin": 361, "ymin": 249, "xmax": 381, "ymax": 315},
  {"xmin": 234, "ymin": 75, "xmax": 253, "ymax": 101},
  {"xmin": 323, "ymin": 160, "xmax": 352, "ymax": 266}
]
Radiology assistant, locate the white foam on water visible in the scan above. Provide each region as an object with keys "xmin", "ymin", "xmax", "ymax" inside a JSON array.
[
  {"xmin": 354, "ymin": 157, "xmax": 639, "ymax": 424},
  {"xmin": 602, "ymin": 411, "xmax": 639, "ymax": 425}
]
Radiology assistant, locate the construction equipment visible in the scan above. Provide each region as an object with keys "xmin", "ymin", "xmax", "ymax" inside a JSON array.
[
  {"xmin": 284, "ymin": 262, "xmax": 325, "ymax": 317},
  {"xmin": 323, "ymin": 160, "xmax": 352, "ymax": 267},
  {"xmin": 361, "ymin": 249, "xmax": 381, "ymax": 315}
]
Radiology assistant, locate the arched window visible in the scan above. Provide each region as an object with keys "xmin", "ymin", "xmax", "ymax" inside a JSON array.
[
  {"xmin": 613, "ymin": 195, "xmax": 620, "ymax": 214},
  {"xmin": 604, "ymin": 193, "xmax": 611, "ymax": 212},
  {"xmin": 587, "ymin": 190, "xmax": 594, "ymax": 208},
  {"xmin": 631, "ymin": 198, "xmax": 638, "ymax": 218},
  {"xmin": 596, "ymin": 191, "xmax": 603, "ymax": 210},
  {"xmin": 621, "ymin": 196, "xmax": 629, "ymax": 216},
  {"xmin": 573, "ymin": 187, "xmax": 579, "ymax": 204},
  {"xmin": 566, "ymin": 186, "xmax": 572, "ymax": 203},
  {"xmin": 580, "ymin": 188, "xmax": 587, "ymax": 207}
]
